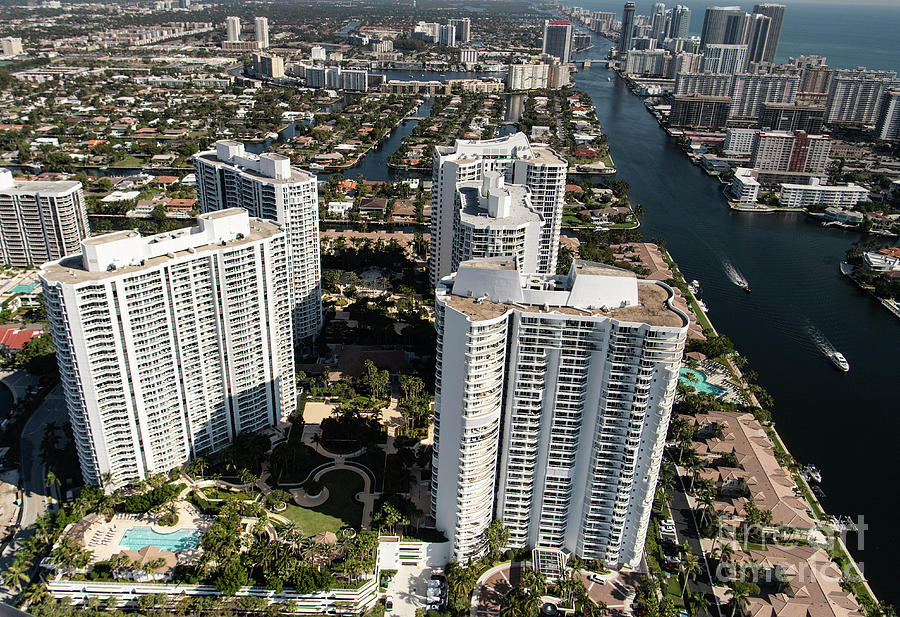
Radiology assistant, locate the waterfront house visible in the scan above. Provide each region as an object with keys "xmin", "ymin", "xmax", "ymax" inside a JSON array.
[
  {"xmin": 864, "ymin": 247, "xmax": 900, "ymax": 272},
  {"xmin": 823, "ymin": 207, "xmax": 865, "ymax": 225}
]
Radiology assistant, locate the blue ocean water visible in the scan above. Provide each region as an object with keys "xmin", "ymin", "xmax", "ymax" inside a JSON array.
[{"xmin": 572, "ymin": 0, "xmax": 900, "ymax": 72}]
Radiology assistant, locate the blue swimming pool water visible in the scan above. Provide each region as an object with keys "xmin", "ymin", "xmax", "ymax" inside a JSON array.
[
  {"xmin": 678, "ymin": 367, "xmax": 725, "ymax": 397},
  {"xmin": 120, "ymin": 527, "xmax": 201, "ymax": 552}
]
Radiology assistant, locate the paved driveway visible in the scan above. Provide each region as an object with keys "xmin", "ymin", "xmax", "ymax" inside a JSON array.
[{"xmin": 385, "ymin": 565, "xmax": 438, "ymax": 617}]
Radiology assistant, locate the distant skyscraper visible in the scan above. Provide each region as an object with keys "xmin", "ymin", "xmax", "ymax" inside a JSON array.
[
  {"xmin": 225, "ymin": 16, "xmax": 240, "ymax": 42},
  {"xmin": 431, "ymin": 257, "xmax": 689, "ymax": 563},
  {"xmin": 0, "ymin": 169, "xmax": 89, "ymax": 267},
  {"xmin": 252, "ymin": 52, "xmax": 284, "ymax": 78},
  {"xmin": 255, "ymin": 16, "xmax": 269, "ymax": 49},
  {"xmin": 668, "ymin": 5, "xmax": 691, "ymax": 39},
  {"xmin": 40, "ymin": 209, "xmax": 296, "ymax": 488},
  {"xmin": 449, "ymin": 18, "xmax": 471, "ymax": 43},
  {"xmin": 0, "ymin": 37, "xmax": 24, "ymax": 57},
  {"xmin": 876, "ymin": 89, "xmax": 900, "ymax": 142},
  {"xmin": 702, "ymin": 44, "xmax": 748, "ymax": 74},
  {"xmin": 750, "ymin": 130, "xmax": 832, "ymax": 184},
  {"xmin": 542, "ymin": 20, "xmax": 574, "ymax": 63},
  {"xmin": 826, "ymin": 68, "xmax": 899, "ymax": 127},
  {"xmin": 619, "ymin": 2, "xmax": 635, "ymax": 53},
  {"xmin": 752, "ymin": 3, "xmax": 785, "ymax": 64},
  {"xmin": 650, "ymin": 3, "xmax": 667, "ymax": 42},
  {"xmin": 745, "ymin": 13, "xmax": 771, "ymax": 64},
  {"xmin": 729, "ymin": 73, "xmax": 799, "ymax": 121},
  {"xmin": 439, "ymin": 24, "xmax": 456, "ymax": 47},
  {"xmin": 194, "ymin": 141, "xmax": 322, "ymax": 342},
  {"xmin": 700, "ymin": 6, "xmax": 747, "ymax": 48}
]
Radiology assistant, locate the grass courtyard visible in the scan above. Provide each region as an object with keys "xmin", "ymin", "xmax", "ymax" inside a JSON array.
[{"xmin": 280, "ymin": 469, "xmax": 365, "ymax": 535}]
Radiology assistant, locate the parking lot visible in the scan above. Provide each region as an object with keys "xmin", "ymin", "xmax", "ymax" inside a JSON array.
[{"xmin": 384, "ymin": 566, "xmax": 445, "ymax": 617}]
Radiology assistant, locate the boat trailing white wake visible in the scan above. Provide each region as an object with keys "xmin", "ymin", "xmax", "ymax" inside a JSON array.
[
  {"xmin": 722, "ymin": 259, "xmax": 750, "ymax": 292},
  {"xmin": 806, "ymin": 321, "xmax": 849, "ymax": 372}
]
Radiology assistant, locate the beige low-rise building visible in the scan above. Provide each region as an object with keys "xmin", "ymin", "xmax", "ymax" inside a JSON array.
[
  {"xmin": 732, "ymin": 545, "xmax": 863, "ymax": 617},
  {"xmin": 689, "ymin": 410, "xmax": 815, "ymax": 531}
]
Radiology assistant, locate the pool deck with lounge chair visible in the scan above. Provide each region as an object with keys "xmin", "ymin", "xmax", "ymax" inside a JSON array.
[{"xmin": 81, "ymin": 502, "xmax": 213, "ymax": 565}]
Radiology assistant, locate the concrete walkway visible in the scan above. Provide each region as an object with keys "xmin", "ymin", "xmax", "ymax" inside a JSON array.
[{"xmin": 310, "ymin": 460, "xmax": 375, "ymax": 529}]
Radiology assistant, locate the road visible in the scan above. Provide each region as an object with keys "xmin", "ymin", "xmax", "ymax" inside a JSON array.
[
  {"xmin": 0, "ymin": 385, "xmax": 67, "ymax": 600},
  {"xmin": 669, "ymin": 463, "xmax": 723, "ymax": 617}
]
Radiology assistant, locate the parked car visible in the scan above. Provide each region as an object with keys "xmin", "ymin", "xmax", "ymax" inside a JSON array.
[
  {"xmin": 385, "ymin": 595, "xmax": 393, "ymax": 611},
  {"xmin": 663, "ymin": 554, "xmax": 682, "ymax": 570},
  {"xmin": 588, "ymin": 573, "xmax": 607, "ymax": 584}
]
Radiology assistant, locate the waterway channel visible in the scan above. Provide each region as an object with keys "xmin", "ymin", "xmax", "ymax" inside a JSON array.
[{"xmin": 573, "ymin": 35, "xmax": 898, "ymax": 604}]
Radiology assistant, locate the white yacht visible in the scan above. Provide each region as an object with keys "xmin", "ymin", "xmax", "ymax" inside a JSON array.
[{"xmin": 830, "ymin": 351, "xmax": 850, "ymax": 372}]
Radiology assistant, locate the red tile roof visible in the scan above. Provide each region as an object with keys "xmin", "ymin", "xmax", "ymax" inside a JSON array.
[{"xmin": 0, "ymin": 326, "xmax": 42, "ymax": 350}]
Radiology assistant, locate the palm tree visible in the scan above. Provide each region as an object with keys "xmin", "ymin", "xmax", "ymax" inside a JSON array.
[
  {"xmin": 556, "ymin": 571, "xmax": 580, "ymax": 605},
  {"xmin": 699, "ymin": 493, "xmax": 715, "ymax": 527},
  {"xmin": 680, "ymin": 551, "xmax": 701, "ymax": 597},
  {"xmin": 101, "ymin": 471, "xmax": 116, "ymax": 490},
  {"xmin": 449, "ymin": 568, "xmax": 472, "ymax": 599},
  {"xmin": 141, "ymin": 557, "xmax": 167, "ymax": 579},
  {"xmin": 45, "ymin": 470, "xmax": 60, "ymax": 500},
  {"xmin": 687, "ymin": 460, "xmax": 704, "ymax": 493},
  {"xmin": 499, "ymin": 587, "xmax": 539, "ymax": 617},
  {"xmin": 110, "ymin": 553, "xmax": 130, "ymax": 581},
  {"xmin": 719, "ymin": 541, "xmax": 735, "ymax": 564},
  {"xmin": 726, "ymin": 584, "xmax": 751, "ymax": 617},
  {"xmin": 690, "ymin": 591, "xmax": 712, "ymax": 617},
  {"xmin": 21, "ymin": 582, "xmax": 49, "ymax": 607},
  {"xmin": 3, "ymin": 562, "xmax": 30, "ymax": 591},
  {"xmin": 521, "ymin": 569, "xmax": 548, "ymax": 596}
]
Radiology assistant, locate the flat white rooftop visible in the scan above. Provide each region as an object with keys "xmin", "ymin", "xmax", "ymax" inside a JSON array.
[
  {"xmin": 41, "ymin": 208, "xmax": 282, "ymax": 284},
  {"xmin": 439, "ymin": 257, "xmax": 688, "ymax": 328}
]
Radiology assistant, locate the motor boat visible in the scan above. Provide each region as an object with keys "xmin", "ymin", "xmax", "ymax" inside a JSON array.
[
  {"xmin": 802, "ymin": 465, "xmax": 823, "ymax": 483},
  {"xmin": 830, "ymin": 351, "xmax": 850, "ymax": 372}
]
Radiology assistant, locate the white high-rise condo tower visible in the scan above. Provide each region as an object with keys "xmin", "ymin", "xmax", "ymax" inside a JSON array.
[
  {"xmin": 431, "ymin": 258, "xmax": 689, "ymax": 564},
  {"xmin": 255, "ymin": 16, "xmax": 269, "ymax": 49},
  {"xmin": 430, "ymin": 132, "xmax": 567, "ymax": 287},
  {"xmin": 40, "ymin": 209, "xmax": 296, "ymax": 488},
  {"xmin": 194, "ymin": 141, "xmax": 322, "ymax": 342},
  {"xmin": 225, "ymin": 16, "xmax": 241, "ymax": 42},
  {"xmin": 0, "ymin": 169, "xmax": 89, "ymax": 267},
  {"xmin": 450, "ymin": 171, "xmax": 542, "ymax": 275}
]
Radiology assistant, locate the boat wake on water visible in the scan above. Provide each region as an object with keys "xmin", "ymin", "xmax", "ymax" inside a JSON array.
[
  {"xmin": 806, "ymin": 321, "xmax": 850, "ymax": 372},
  {"xmin": 722, "ymin": 258, "xmax": 750, "ymax": 292},
  {"xmin": 806, "ymin": 322, "xmax": 835, "ymax": 356}
]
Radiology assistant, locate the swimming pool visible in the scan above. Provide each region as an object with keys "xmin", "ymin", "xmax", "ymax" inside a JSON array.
[
  {"xmin": 679, "ymin": 367, "xmax": 725, "ymax": 397},
  {"xmin": 119, "ymin": 527, "xmax": 201, "ymax": 552}
]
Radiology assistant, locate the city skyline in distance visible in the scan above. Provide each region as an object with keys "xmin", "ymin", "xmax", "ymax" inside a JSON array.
[{"xmin": 583, "ymin": 0, "xmax": 899, "ymax": 70}]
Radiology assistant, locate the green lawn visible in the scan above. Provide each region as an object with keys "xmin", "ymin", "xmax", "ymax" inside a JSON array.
[
  {"xmin": 109, "ymin": 155, "xmax": 144, "ymax": 168},
  {"xmin": 280, "ymin": 469, "xmax": 364, "ymax": 535},
  {"xmin": 202, "ymin": 487, "xmax": 257, "ymax": 501},
  {"xmin": 664, "ymin": 574, "xmax": 687, "ymax": 608}
]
